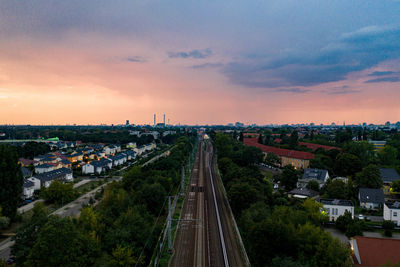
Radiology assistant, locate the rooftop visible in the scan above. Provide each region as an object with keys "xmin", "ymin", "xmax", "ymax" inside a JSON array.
[
  {"xmin": 301, "ymin": 168, "xmax": 328, "ymax": 182},
  {"xmin": 380, "ymin": 168, "xmax": 400, "ymax": 183},
  {"xmin": 320, "ymin": 199, "xmax": 353, "ymax": 207},
  {"xmin": 359, "ymin": 188, "xmax": 384, "ymax": 204}
]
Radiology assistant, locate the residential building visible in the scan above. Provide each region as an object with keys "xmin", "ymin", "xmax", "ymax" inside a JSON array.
[
  {"xmin": 125, "ymin": 150, "xmax": 137, "ymax": 160},
  {"xmin": 35, "ymin": 163, "xmax": 54, "ymax": 174},
  {"xmin": 244, "ymin": 138, "xmax": 314, "ymax": 169},
  {"xmin": 332, "ymin": 177, "xmax": 348, "ymax": 183},
  {"xmin": 134, "ymin": 145, "xmax": 146, "ymax": 155},
  {"xmin": 298, "ymin": 142, "xmax": 340, "ymax": 151},
  {"xmin": 18, "ymin": 157, "xmax": 36, "ymax": 166},
  {"xmin": 288, "ymin": 188, "xmax": 318, "ymax": 199},
  {"xmin": 320, "ymin": 199, "xmax": 354, "ymax": 222},
  {"xmin": 350, "ymin": 236, "xmax": 400, "ymax": 266},
  {"xmin": 359, "ymin": 188, "xmax": 384, "ymax": 209},
  {"xmin": 33, "ymin": 167, "xmax": 73, "ymax": 188},
  {"xmin": 27, "ymin": 177, "xmax": 41, "ymax": 190},
  {"xmin": 384, "ymin": 202, "xmax": 400, "ymax": 226},
  {"xmin": 126, "ymin": 142, "xmax": 137, "ymax": 149},
  {"xmin": 82, "ymin": 163, "xmax": 95, "ymax": 175},
  {"xmin": 298, "ymin": 168, "xmax": 329, "ymax": 188},
  {"xmin": 67, "ymin": 152, "xmax": 83, "ymax": 162},
  {"xmin": 380, "ymin": 168, "xmax": 400, "ymax": 194},
  {"xmin": 369, "ymin": 140, "xmax": 386, "ymax": 152},
  {"xmin": 22, "ymin": 179, "xmax": 35, "ymax": 199},
  {"xmin": 21, "ymin": 166, "xmax": 32, "ymax": 178}
]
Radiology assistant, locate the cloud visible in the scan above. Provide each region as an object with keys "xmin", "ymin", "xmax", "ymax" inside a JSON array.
[
  {"xmin": 367, "ymin": 71, "xmax": 397, "ymax": 76},
  {"xmin": 274, "ymin": 88, "xmax": 310, "ymax": 94},
  {"xmin": 326, "ymin": 87, "xmax": 361, "ymax": 95},
  {"xmin": 168, "ymin": 49, "xmax": 212, "ymax": 59},
  {"xmin": 191, "ymin": 63, "xmax": 223, "ymax": 69},
  {"xmin": 365, "ymin": 77, "xmax": 400, "ymax": 83},
  {"xmin": 223, "ymin": 25, "xmax": 400, "ymax": 88},
  {"xmin": 126, "ymin": 56, "xmax": 146, "ymax": 63}
]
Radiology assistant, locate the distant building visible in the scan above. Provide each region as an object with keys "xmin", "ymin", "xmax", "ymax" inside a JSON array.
[
  {"xmin": 369, "ymin": 140, "xmax": 386, "ymax": 152},
  {"xmin": 33, "ymin": 167, "xmax": 73, "ymax": 188},
  {"xmin": 358, "ymin": 188, "xmax": 384, "ymax": 209},
  {"xmin": 244, "ymin": 138, "xmax": 314, "ymax": 169},
  {"xmin": 22, "ymin": 179, "xmax": 35, "ymax": 199},
  {"xmin": 35, "ymin": 163, "xmax": 54, "ymax": 174},
  {"xmin": 298, "ymin": 168, "xmax": 329, "ymax": 188},
  {"xmin": 384, "ymin": 202, "xmax": 400, "ymax": 226},
  {"xmin": 320, "ymin": 199, "xmax": 354, "ymax": 222},
  {"xmin": 21, "ymin": 166, "xmax": 32, "ymax": 178}
]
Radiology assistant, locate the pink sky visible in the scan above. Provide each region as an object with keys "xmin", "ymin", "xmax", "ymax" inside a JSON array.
[{"xmin": 0, "ymin": 2, "xmax": 399, "ymax": 125}]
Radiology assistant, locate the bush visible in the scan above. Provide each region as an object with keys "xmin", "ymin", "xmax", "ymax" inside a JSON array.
[
  {"xmin": 0, "ymin": 216, "xmax": 10, "ymax": 229},
  {"xmin": 383, "ymin": 220, "xmax": 395, "ymax": 237}
]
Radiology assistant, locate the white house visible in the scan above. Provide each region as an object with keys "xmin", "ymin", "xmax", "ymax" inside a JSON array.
[
  {"xmin": 384, "ymin": 202, "xmax": 400, "ymax": 226},
  {"xmin": 82, "ymin": 163, "xmax": 95, "ymax": 175},
  {"xmin": 320, "ymin": 199, "xmax": 354, "ymax": 222},
  {"xmin": 126, "ymin": 150, "xmax": 137, "ymax": 160},
  {"xmin": 34, "ymin": 168, "xmax": 73, "ymax": 188},
  {"xmin": 134, "ymin": 145, "xmax": 146, "ymax": 155},
  {"xmin": 35, "ymin": 163, "xmax": 54, "ymax": 174},
  {"xmin": 22, "ymin": 179, "xmax": 35, "ymax": 199},
  {"xmin": 127, "ymin": 142, "xmax": 137, "ymax": 149},
  {"xmin": 27, "ymin": 177, "xmax": 41, "ymax": 190}
]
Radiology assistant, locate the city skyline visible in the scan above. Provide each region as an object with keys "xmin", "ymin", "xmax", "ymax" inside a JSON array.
[{"xmin": 0, "ymin": 1, "xmax": 400, "ymax": 125}]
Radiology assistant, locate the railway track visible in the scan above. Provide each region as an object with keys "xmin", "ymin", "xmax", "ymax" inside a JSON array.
[{"xmin": 169, "ymin": 137, "xmax": 247, "ymax": 267}]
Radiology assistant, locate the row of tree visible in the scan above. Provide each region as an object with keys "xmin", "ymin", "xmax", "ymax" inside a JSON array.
[
  {"xmin": 11, "ymin": 133, "xmax": 196, "ymax": 266},
  {"xmin": 213, "ymin": 132, "xmax": 352, "ymax": 266}
]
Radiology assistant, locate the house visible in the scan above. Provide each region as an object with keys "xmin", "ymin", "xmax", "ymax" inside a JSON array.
[
  {"xmin": 21, "ymin": 166, "xmax": 32, "ymax": 178},
  {"xmin": 298, "ymin": 168, "xmax": 329, "ymax": 188},
  {"xmin": 288, "ymin": 188, "xmax": 319, "ymax": 199},
  {"xmin": 380, "ymin": 168, "xmax": 400, "ymax": 195},
  {"xmin": 33, "ymin": 168, "xmax": 73, "ymax": 188},
  {"xmin": 110, "ymin": 153, "xmax": 127, "ymax": 167},
  {"xmin": 35, "ymin": 163, "xmax": 54, "ymax": 174},
  {"xmin": 126, "ymin": 142, "xmax": 137, "ymax": 149},
  {"xmin": 332, "ymin": 177, "xmax": 348, "ymax": 184},
  {"xmin": 244, "ymin": 138, "xmax": 314, "ymax": 169},
  {"xmin": 320, "ymin": 199, "xmax": 354, "ymax": 222},
  {"xmin": 22, "ymin": 179, "xmax": 35, "ymax": 199},
  {"xmin": 125, "ymin": 150, "xmax": 137, "ymax": 161},
  {"xmin": 60, "ymin": 159, "xmax": 72, "ymax": 168},
  {"xmin": 27, "ymin": 177, "xmax": 41, "ymax": 190},
  {"xmin": 298, "ymin": 142, "xmax": 340, "ymax": 151},
  {"xmin": 350, "ymin": 236, "xmax": 400, "ymax": 266},
  {"xmin": 99, "ymin": 158, "xmax": 113, "ymax": 171},
  {"xmin": 67, "ymin": 152, "xmax": 83, "ymax": 162},
  {"xmin": 369, "ymin": 140, "xmax": 386, "ymax": 152},
  {"xmin": 82, "ymin": 163, "xmax": 95, "ymax": 175},
  {"xmin": 18, "ymin": 157, "xmax": 36, "ymax": 166},
  {"xmin": 384, "ymin": 202, "xmax": 400, "ymax": 226},
  {"xmin": 359, "ymin": 188, "xmax": 384, "ymax": 209},
  {"xmin": 134, "ymin": 145, "xmax": 146, "ymax": 155}
]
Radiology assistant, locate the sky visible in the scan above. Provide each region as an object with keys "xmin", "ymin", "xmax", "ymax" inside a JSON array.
[{"xmin": 0, "ymin": 1, "xmax": 399, "ymax": 125}]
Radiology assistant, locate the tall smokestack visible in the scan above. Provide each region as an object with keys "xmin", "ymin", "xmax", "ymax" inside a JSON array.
[
  {"xmin": 163, "ymin": 114, "xmax": 166, "ymax": 127},
  {"xmin": 154, "ymin": 114, "xmax": 156, "ymax": 127}
]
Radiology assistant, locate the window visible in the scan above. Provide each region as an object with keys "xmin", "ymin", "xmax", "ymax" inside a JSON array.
[
  {"xmin": 327, "ymin": 208, "xmax": 330, "ymax": 215},
  {"xmin": 394, "ymin": 212, "xmax": 398, "ymax": 217}
]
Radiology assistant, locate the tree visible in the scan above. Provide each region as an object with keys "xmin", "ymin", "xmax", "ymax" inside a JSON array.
[
  {"xmin": 302, "ymin": 198, "xmax": 328, "ymax": 225},
  {"xmin": 383, "ymin": 220, "xmax": 395, "ymax": 237},
  {"xmin": 343, "ymin": 141, "xmax": 375, "ymax": 166},
  {"xmin": 289, "ymin": 130, "xmax": 299, "ymax": 149},
  {"xmin": 279, "ymin": 165, "xmax": 299, "ymax": 190},
  {"xmin": 334, "ymin": 153, "xmax": 362, "ymax": 177},
  {"xmin": 215, "ymin": 133, "xmax": 233, "ymax": 158},
  {"xmin": 306, "ymin": 180, "xmax": 320, "ymax": 192},
  {"xmin": 0, "ymin": 145, "xmax": 23, "ymax": 219},
  {"xmin": 258, "ymin": 134, "xmax": 263, "ymax": 144},
  {"xmin": 239, "ymin": 132, "xmax": 244, "ymax": 142},
  {"xmin": 345, "ymin": 220, "xmax": 365, "ymax": 238},
  {"xmin": 378, "ymin": 145, "xmax": 398, "ymax": 166},
  {"xmin": 392, "ymin": 180, "xmax": 400, "ymax": 193},
  {"xmin": 41, "ymin": 180, "xmax": 78, "ymax": 205},
  {"xmin": 265, "ymin": 152, "xmax": 281, "ymax": 167},
  {"xmin": 325, "ymin": 180, "xmax": 347, "ymax": 199},
  {"xmin": 336, "ymin": 211, "xmax": 353, "ymax": 232},
  {"xmin": 25, "ymin": 216, "xmax": 100, "ymax": 267},
  {"xmin": 0, "ymin": 206, "xmax": 10, "ymax": 229},
  {"xmin": 228, "ymin": 182, "xmax": 259, "ymax": 215},
  {"xmin": 355, "ymin": 164, "xmax": 382, "ymax": 189},
  {"xmin": 109, "ymin": 245, "xmax": 139, "ymax": 266}
]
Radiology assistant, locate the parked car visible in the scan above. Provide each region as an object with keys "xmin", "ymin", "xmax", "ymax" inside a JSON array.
[{"xmin": 358, "ymin": 214, "xmax": 364, "ymax": 220}]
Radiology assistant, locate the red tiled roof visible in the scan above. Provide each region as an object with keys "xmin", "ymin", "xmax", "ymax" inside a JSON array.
[
  {"xmin": 244, "ymin": 138, "xmax": 315, "ymax": 160},
  {"xmin": 354, "ymin": 236, "xmax": 400, "ymax": 267},
  {"xmin": 243, "ymin": 132, "xmax": 260, "ymax": 137},
  {"xmin": 298, "ymin": 142, "xmax": 340, "ymax": 151},
  {"xmin": 18, "ymin": 158, "xmax": 36, "ymax": 166}
]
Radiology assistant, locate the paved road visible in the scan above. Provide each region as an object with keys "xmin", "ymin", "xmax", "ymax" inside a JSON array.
[{"xmin": 170, "ymin": 138, "xmax": 248, "ymax": 267}]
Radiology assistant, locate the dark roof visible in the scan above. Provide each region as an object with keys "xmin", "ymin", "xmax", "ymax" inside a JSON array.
[
  {"xmin": 385, "ymin": 201, "xmax": 400, "ymax": 209},
  {"xmin": 302, "ymin": 168, "xmax": 328, "ymax": 182},
  {"xmin": 19, "ymin": 158, "xmax": 36, "ymax": 165},
  {"xmin": 320, "ymin": 199, "xmax": 353, "ymax": 207},
  {"xmin": 289, "ymin": 188, "xmax": 318, "ymax": 197},
  {"xmin": 36, "ymin": 163, "xmax": 53, "ymax": 169},
  {"xmin": 61, "ymin": 159, "xmax": 71, "ymax": 164},
  {"xmin": 34, "ymin": 167, "xmax": 72, "ymax": 182},
  {"xmin": 244, "ymin": 138, "xmax": 315, "ymax": 160},
  {"xmin": 353, "ymin": 236, "xmax": 400, "ymax": 266},
  {"xmin": 23, "ymin": 179, "xmax": 35, "ymax": 188},
  {"xmin": 21, "ymin": 167, "xmax": 32, "ymax": 178},
  {"xmin": 380, "ymin": 168, "xmax": 400, "ymax": 183},
  {"xmin": 359, "ymin": 188, "xmax": 384, "ymax": 204}
]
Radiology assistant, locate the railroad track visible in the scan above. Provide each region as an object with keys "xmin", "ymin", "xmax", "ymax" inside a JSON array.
[{"xmin": 170, "ymin": 137, "xmax": 247, "ymax": 267}]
